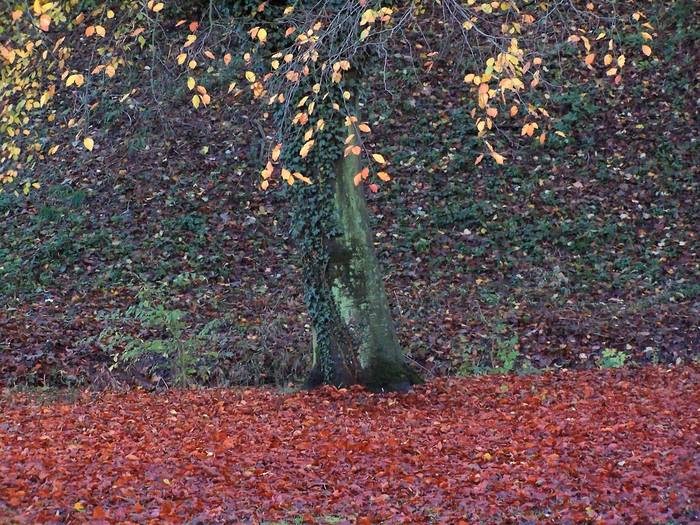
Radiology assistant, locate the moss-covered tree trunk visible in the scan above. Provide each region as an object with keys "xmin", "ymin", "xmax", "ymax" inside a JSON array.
[
  {"xmin": 296, "ymin": 133, "xmax": 418, "ymax": 391},
  {"xmin": 326, "ymin": 144, "xmax": 418, "ymax": 390}
]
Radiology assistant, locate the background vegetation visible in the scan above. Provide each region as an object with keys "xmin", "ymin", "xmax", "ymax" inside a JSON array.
[{"xmin": 0, "ymin": 0, "xmax": 697, "ymax": 388}]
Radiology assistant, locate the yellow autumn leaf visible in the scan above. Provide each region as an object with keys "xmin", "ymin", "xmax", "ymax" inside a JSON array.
[
  {"xmin": 245, "ymin": 71, "xmax": 256, "ymax": 82},
  {"xmin": 187, "ymin": 77, "xmax": 196, "ymax": 90},
  {"xmin": 281, "ymin": 168, "xmax": 294, "ymax": 185},
  {"xmin": 177, "ymin": 53, "xmax": 187, "ymax": 65},
  {"xmin": 152, "ymin": 2, "xmax": 164, "ymax": 12},
  {"xmin": 105, "ymin": 65, "xmax": 116, "ymax": 78},
  {"xmin": 299, "ymin": 140, "xmax": 314, "ymax": 158},
  {"xmin": 371, "ymin": 153, "xmax": 386, "ymax": 165},
  {"xmin": 95, "ymin": 25, "xmax": 106, "ymax": 37},
  {"xmin": 617, "ymin": 55, "xmax": 626, "ymax": 67},
  {"xmin": 294, "ymin": 172, "xmax": 312, "ymax": 184},
  {"xmin": 192, "ymin": 94, "xmax": 200, "ymax": 108},
  {"xmin": 271, "ymin": 143, "xmax": 282, "ymax": 161},
  {"xmin": 358, "ymin": 123, "xmax": 371, "ymax": 133},
  {"xmin": 642, "ymin": 45, "xmax": 652, "ymax": 56},
  {"xmin": 491, "ymin": 151, "xmax": 505, "ymax": 164},
  {"xmin": 70, "ymin": 74, "xmax": 85, "ymax": 87},
  {"xmin": 377, "ymin": 171, "xmax": 391, "ymax": 182},
  {"xmin": 258, "ymin": 28, "xmax": 267, "ymax": 42},
  {"xmin": 83, "ymin": 137, "xmax": 94, "ymax": 151}
]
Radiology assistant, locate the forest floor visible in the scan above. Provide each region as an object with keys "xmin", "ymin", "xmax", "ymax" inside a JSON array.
[{"xmin": 1, "ymin": 365, "xmax": 698, "ymax": 524}]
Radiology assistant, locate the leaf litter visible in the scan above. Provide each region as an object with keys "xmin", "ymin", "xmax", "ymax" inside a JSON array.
[{"xmin": 1, "ymin": 365, "xmax": 698, "ymax": 524}]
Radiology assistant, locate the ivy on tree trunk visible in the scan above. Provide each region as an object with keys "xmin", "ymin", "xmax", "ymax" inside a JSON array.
[{"xmin": 289, "ymin": 102, "xmax": 418, "ymax": 390}]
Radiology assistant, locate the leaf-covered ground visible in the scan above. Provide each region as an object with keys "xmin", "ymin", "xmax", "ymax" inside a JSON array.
[{"xmin": 2, "ymin": 365, "xmax": 698, "ymax": 524}]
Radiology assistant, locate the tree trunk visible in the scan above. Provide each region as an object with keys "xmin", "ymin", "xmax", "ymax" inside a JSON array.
[
  {"xmin": 298, "ymin": 137, "xmax": 419, "ymax": 391},
  {"xmin": 327, "ymin": 145, "xmax": 418, "ymax": 391}
]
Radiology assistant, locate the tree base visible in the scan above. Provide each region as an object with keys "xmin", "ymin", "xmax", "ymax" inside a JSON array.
[
  {"xmin": 360, "ymin": 355, "xmax": 423, "ymax": 393},
  {"xmin": 304, "ymin": 362, "xmax": 356, "ymax": 389},
  {"xmin": 304, "ymin": 355, "xmax": 422, "ymax": 392}
]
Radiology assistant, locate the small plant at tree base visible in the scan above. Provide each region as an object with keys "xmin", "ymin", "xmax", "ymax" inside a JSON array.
[
  {"xmin": 458, "ymin": 323, "xmax": 523, "ymax": 376},
  {"xmin": 99, "ymin": 286, "xmax": 220, "ymax": 386},
  {"xmin": 599, "ymin": 348, "xmax": 629, "ymax": 369}
]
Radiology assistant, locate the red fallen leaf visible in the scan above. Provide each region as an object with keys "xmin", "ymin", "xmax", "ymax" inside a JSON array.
[
  {"xmin": 159, "ymin": 501, "xmax": 173, "ymax": 516},
  {"xmin": 92, "ymin": 506, "xmax": 106, "ymax": 519},
  {"xmin": 356, "ymin": 517, "xmax": 372, "ymax": 525},
  {"xmin": 546, "ymin": 453, "xmax": 560, "ymax": 465}
]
